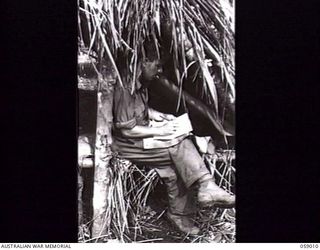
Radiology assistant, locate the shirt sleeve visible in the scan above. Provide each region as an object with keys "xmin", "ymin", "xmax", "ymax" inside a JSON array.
[{"xmin": 113, "ymin": 86, "xmax": 137, "ymax": 129}]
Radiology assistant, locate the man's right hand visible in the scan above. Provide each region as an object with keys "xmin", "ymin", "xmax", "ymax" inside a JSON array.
[
  {"xmin": 158, "ymin": 121, "xmax": 179, "ymax": 136},
  {"xmin": 149, "ymin": 109, "xmax": 176, "ymax": 122},
  {"xmin": 120, "ymin": 120, "xmax": 179, "ymax": 139}
]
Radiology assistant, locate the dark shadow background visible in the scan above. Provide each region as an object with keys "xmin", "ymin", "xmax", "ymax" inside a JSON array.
[
  {"xmin": 0, "ymin": 0, "xmax": 319, "ymax": 243},
  {"xmin": 236, "ymin": 0, "xmax": 320, "ymax": 242}
]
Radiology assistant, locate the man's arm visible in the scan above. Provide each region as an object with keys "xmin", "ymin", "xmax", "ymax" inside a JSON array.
[
  {"xmin": 148, "ymin": 108, "xmax": 176, "ymax": 122},
  {"xmin": 121, "ymin": 122, "xmax": 178, "ymax": 139}
]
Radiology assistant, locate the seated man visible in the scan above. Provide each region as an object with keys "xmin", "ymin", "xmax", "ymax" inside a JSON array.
[{"xmin": 111, "ymin": 58, "xmax": 235, "ymax": 235}]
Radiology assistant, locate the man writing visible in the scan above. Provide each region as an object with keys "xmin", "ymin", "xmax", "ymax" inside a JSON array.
[{"xmin": 111, "ymin": 55, "xmax": 235, "ymax": 235}]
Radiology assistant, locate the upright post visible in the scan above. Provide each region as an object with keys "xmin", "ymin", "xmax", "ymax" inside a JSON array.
[{"xmin": 91, "ymin": 69, "xmax": 116, "ymax": 241}]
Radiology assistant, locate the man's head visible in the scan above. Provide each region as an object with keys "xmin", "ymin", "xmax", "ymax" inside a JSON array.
[
  {"xmin": 141, "ymin": 58, "xmax": 163, "ymax": 82},
  {"xmin": 140, "ymin": 40, "xmax": 163, "ymax": 84}
]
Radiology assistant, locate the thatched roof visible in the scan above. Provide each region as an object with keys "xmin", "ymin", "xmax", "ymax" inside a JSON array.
[{"xmin": 78, "ymin": 0, "xmax": 235, "ymax": 136}]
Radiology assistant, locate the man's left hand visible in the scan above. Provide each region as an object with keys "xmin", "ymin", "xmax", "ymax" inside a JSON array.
[{"xmin": 149, "ymin": 109, "xmax": 176, "ymax": 122}]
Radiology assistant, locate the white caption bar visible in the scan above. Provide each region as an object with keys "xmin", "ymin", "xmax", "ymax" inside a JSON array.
[{"xmin": 1, "ymin": 243, "xmax": 319, "ymax": 250}]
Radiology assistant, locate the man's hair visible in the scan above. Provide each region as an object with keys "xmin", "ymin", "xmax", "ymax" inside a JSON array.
[{"xmin": 142, "ymin": 38, "xmax": 160, "ymax": 62}]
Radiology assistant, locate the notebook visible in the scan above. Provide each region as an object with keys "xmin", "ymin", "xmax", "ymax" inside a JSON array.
[{"xmin": 143, "ymin": 113, "xmax": 193, "ymax": 149}]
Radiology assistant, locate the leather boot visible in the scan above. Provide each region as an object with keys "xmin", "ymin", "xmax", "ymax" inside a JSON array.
[
  {"xmin": 197, "ymin": 174, "xmax": 235, "ymax": 208},
  {"xmin": 155, "ymin": 166, "xmax": 200, "ymax": 235},
  {"xmin": 167, "ymin": 211, "xmax": 200, "ymax": 235},
  {"xmin": 165, "ymin": 178, "xmax": 200, "ymax": 235}
]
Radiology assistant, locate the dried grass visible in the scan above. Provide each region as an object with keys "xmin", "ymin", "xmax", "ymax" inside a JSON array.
[
  {"xmin": 78, "ymin": 0, "xmax": 235, "ymax": 136},
  {"xmin": 78, "ymin": 150, "xmax": 235, "ymax": 243}
]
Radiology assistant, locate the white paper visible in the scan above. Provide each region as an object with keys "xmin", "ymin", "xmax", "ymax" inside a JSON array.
[{"xmin": 152, "ymin": 113, "xmax": 193, "ymax": 140}]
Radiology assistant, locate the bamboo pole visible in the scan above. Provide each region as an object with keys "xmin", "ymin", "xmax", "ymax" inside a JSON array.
[{"xmin": 91, "ymin": 70, "xmax": 116, "ymax": 241}]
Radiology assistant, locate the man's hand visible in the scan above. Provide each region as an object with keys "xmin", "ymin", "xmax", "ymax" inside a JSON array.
[
  {"xmin": 153, "ymin": 113, "xmax": 175, "ymax": 122},
  {"xmin": 121, "ymin": 120, "xmax": 178, "ymax": 139},
  {"xmin": 158, "ymin": 121, "xmax": 179, "ymax": 136},
  {"xmin": 149, "ymin": 108, "xmax": 176, "ymax": 122},
  {"xmin": 162, "ymin": 113, "xmax": 176, "ymax": 121}
]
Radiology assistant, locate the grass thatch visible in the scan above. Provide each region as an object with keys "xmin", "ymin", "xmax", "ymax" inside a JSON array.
[
  {"xmin": 78, "ymin": 155, "xmax": 159, "ymax": 242},
  {"xmin": 78, "ymin": 0, "xmax": 235, "ymax": 134},
  {"xmin": 78, "ymin": 150, "xmax": 235, "ymax": 243}
]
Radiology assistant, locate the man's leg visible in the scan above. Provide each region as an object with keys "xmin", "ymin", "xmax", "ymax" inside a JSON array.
[
  {"xmin": 112, "ymin": 144, "xmax": 200, "ymax": 234},
  {"xmin": 169, "ymin": 137, "xmax": 235, "ymax": 208},
  {"xmin": 155, "ymin": 166, "xmax": 199, "ymax": 235},
  {"xmin": 168, "ymin": 138, "xmax": 209, "ymax": 188},
  {"xmin": 155, "ymin": 166, "xmax": 196, "ymax": 215}
]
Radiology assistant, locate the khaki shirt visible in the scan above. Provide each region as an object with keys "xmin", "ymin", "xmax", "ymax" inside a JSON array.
[
  {"xmin": 112, "ymin": 84, "xmax": 187, "ymax": 150},
  {"xmin": 112, "ymin": 85, "xmax": 149, "ymax": 148}
]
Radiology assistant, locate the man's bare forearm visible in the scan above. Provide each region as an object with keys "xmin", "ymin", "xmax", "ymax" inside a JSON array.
[
  {"xmin": 121, "ymin": 122, "xmax": 177, "ymax": 139},
  {"xmin": 148, "ymin": 107, "xmax": 175, "ymax": 121},
  {"xmin": 121, "ymin": 125, "xmax": 161, "ymax": 138}
]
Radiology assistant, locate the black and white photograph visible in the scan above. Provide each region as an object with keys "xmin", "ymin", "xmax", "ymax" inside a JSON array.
[
  {"xmin": 78, "ymin": 0, "xmax": 235, "ymax": 243},
  {"xmin": 2, "ymin": 0, "xmax": 320, "ymax": 245}
]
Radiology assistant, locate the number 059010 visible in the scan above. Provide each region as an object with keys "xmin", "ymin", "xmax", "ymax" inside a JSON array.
[{"xmin": 300, "ymin": 244, "xmax": 319, "ymax": 248}]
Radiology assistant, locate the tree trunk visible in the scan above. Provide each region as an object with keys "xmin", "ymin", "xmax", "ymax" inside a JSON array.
[{"xmin": 91, "ymin": 73, "xmax": 115, "ymax": 241}]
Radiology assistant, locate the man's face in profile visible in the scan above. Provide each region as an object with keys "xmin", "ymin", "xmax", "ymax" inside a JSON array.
[{"xmin": 141, "ymin": 59, "xmax": 163, "ymax": 84}]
